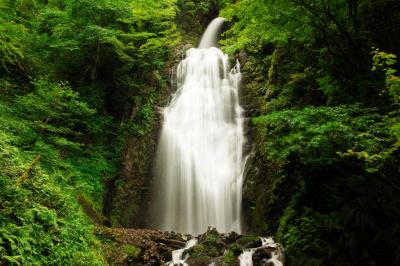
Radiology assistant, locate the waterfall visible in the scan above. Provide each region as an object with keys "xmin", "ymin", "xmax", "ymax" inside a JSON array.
[{"xmin": 152, "ymin": 18, "xmax": 245, "ymax": 235}]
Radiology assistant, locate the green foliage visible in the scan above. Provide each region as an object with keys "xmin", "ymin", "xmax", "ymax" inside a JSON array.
[
  {"xmin": 0, "ymin": 0, "xmax": 398, "ymax": 265},
  {"xmin": 0, "ymin": 20, "xmax": 26, "ymax": 73},
  {"xmin": 221, "ymin": 0, "xmax": 295, "ymax": 53},
  {"xmin": 205, "ymin": 234, "xmax": 218, "ymax": 245},
  {"xmin": 0, "ymin": 0, "xmax": 184, "ymax": 263},
  {"xmin": 250, "ymin": 105, "xmax": 399, "ymax": 265},
  {"xmin": 16, "ymin": 79, "xmax": 96, "ymax": 150},
  {"xmin": 222, "ymin": 249, "xmax": 235, "ymax": 265},
  {"xmin": 0, "ymin": 100, "xmax": 108, "ymax": 265},
  {"xmin": 221, "ymin": 0, "xmax": 400, "ymax": 104},
  {"xmin": 252, "ymin": 105, "xmax": 388, "ymax": 162},
  {"xmin": 176, "ymin": 0, "xmax": 222, "ymax": 35},
  {"xmin": 372, "ymin": 48, "xmax": 400, "ymax": 103},
  {"xmin": 227, "ymin": 242, "xmax": 242, "ymax": 256},
  {"xmin": 0, "ymin": 0, "xmax": 180, "ymax": 116},
  {"xmin": 191, "ymin": 244, "xmax": 205, "ymax": 257},
  {"xmin": 223, "ymin": 3, "xmax": 400, "ymax": 264},
  {"xmin": 124, "ymin": 99, "xmax": 156, "ymax": 137}
]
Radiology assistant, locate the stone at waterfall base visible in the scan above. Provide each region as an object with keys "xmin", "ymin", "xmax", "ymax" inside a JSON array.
[{"xmin": 95, "ymin": 227, "xmax": 284, "ymax": 266}]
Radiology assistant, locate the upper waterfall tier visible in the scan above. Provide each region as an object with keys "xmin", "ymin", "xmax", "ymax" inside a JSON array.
[{"xmin": 198, "ymin": 17, "xmax": 226, "ymax": 48}]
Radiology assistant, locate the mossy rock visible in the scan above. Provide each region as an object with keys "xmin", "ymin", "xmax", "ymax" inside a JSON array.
[
  {"xmin": 186, "ymin": 255, "xmax": 213, "ymax": 266},
  {"xmin": 190, "ymin": 244, "xmax": 206, "ymax": 257},
  {"xmin": 100, "ymin": 242, "xmax": 141, "ymax": 265},
  {"xmin": 188, "ymin": 243, "xmax": 222, "ymax": 258},
  {"xmin": 124, "ymin": 245, "xmax": 141, "ymax": 263},
  {"xmin": 236, "ymin": 236, "xmax": 261, "ymax": 249}
]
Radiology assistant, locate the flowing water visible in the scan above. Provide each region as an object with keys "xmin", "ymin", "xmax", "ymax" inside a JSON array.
[
  {"xmin": 152, "ymin": 17, "xmax": 245, "ymax": 235},
  {"xmin": 239, "ymin": 237, "xmax": 284, "ymax": 266},
  {"xmin": 198, "ymin": 17, "xmax": 226, "ymax": 48},
  {"xmin": 262, "ymin": 238, "xmax": 284, "ymax": 266},
  {"xmin": 167, "ymin": 239, "xmax": 198, "ymax": 266},
  {"xmin": 239, "ymin": 250, "xmax": 255, "ymax": 266}
]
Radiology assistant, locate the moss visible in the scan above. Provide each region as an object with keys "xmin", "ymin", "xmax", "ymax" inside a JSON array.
[
  {"xmin": 124, "ymin": 245, "xmax": 141, "ymax": 261},
  {"xmin": 205, "ymin": 234, "xmax": 218, "ymax": 245},
  {"xmin": 102, "ymin": 243, "xmax": 141, "ymax": 265},
  {"xmin": 228, "ymin": 243, "xmax": 243, "ymax": 256},
  {"xmin": 206, "ymin": 247, "xmax": 221, "ymax": 258},
  {"xmin": 191, "ymin": 244, "xmax": 206, "ymax": 257},
  {"xmin": 222, "ymin": 250, "xmax": 235, "ymax": 266},
  {"xmin": 190, "ymin": 242, "xmax": 221, "ymax": 259}
]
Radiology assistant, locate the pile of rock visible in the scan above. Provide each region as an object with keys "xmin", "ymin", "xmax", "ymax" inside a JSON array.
[{"xmin": 95, "ymin": 227, "xmax": 284, "ymax": 266}]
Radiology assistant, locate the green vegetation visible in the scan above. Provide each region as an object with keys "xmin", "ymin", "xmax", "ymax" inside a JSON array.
[
  {"xmin": 0, "ymin": 0, "xmax": 182, "ymax": 264},
  {"xmin": 1, "ymin": 0, "xmax": 399, "ymax": 265},
  {"xmin": 0, "ymin": 98, "xmax": 109, "ymax": 265},
  {"xmin": 220, "ymin": 0, "xmax": 400, "ymax": 265},
  {"xmin": 222, "ymin": 250, "xmax": 235, "ymax": 265}
]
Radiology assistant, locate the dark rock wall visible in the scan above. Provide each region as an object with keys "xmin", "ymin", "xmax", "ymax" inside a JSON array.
[
  {"xmin": 239, "ymin": 46, "xmax": 298, "ymax": 235},
  {"xmin": 103, "ymin": 25, "xmax": 204, "ymax": 229},
  {"xmin": 106, "ymin": 116, "xmax": 162, "ymax": 227}
]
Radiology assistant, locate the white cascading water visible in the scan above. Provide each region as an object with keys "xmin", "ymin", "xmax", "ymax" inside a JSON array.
[
  {"xmin": 152, "ymin": 17, "xmax": 245, "ymax": 235},
  {"xmin": 261, "ymin": 237, "xmax": 284, "ymax": 266},
  {"xmin": 239, "ymin": 251, "xmax": 255, "ymax": 266},
  {"xmin": 198, "ymin": 17, "xmax": 226, "ymax": 48},
  {"xmin": 167, "ymin": 239, "xmax": 198, "ymax": 266},
  {"xmin": 239, "ymin": 237, "xmax": 284, "ymax": 266}
]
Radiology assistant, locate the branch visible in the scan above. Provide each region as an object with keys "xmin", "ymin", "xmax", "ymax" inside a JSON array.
[{"xmin": 16, "ymin": 155, "xmax": 41, "ymax": 187}]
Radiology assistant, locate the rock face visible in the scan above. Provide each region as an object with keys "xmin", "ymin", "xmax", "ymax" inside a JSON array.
[
  {"xmin": 102, "ymin": 40, "xmax": 195, "ymax": 228},
  {"xmin": 237, "ymin": 46, "xmax": 300, "ymax": 235},
  {"xmin": 104, "ymin": 112, "xmax": 162, "ymax": 228},
  {"xmin": 102, "ymin": 41, "xmax": 197, "ymax": 229},
  {"xmin": 102, "ymin": 2, "xmax": 209, "ymax": 230}
]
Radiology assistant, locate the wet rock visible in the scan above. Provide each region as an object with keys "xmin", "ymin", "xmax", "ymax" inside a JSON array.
[
  {"xmin": 95, "ymin": 227, "xmax": 187, "ymax": 265},
  {"xmin": 252, "ymin": 244, "xmax": 285, "ymax": 266},
  {"xmin": 238, "ymin": 50, "xmax": 249, "ymax": 66},
  {"xmin": 97, "ymin": 227, "xmax": 284, "ymax": 266},
  {"xmin": 186, "ymin": 255, "xmax": 213, "ymax": 266},
  {"xmin": 252, "ymin": 246, "xmax": 273, "ymax": 264},
  {"xmin": 236, "ymin": 236, "xmax": 262, "ymax": 249},
  {"xmin": 220, "ymin": 231, "xmax": 241, "ymax": 245}
]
